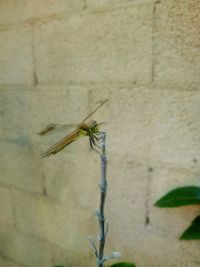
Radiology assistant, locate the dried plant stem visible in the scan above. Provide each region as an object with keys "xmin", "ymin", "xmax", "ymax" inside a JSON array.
[
  {"xmin": 89, "ymin": 132, "xmax": 121, "ymax": 267},
  {"xmin": 98, "ymin": 132, "xmax": 107, "ymax": 267}
]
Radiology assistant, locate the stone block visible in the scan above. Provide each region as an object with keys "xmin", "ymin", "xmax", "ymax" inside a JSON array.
[
  {"xmin": 0, "ymin": 0, "xmax": 85, "ymax": 26},
  {"xmin": 0, "ymin": 27, "xmax": 34, "ymax": 85},
  {"xmin": 89, "ymin": 86, "xmax": 156, "ymax": 162},
  {"xmin": 27, "ymin": 0, "xmax": 85, "ymax": 23},
  {"xmin": 12, "ymin": 188, "xmax": 96, "ymax": 250},
  {"xmin": 0, "ymin": 86, "xmax": 88, "ymax": 194},
  {"xmin": 91, "ymin": 86, "xmax": 200, "ymax": 171},
  {"xmin": 148, "ymin": 89, "xmax": 200, "ymax": 172},
  {"xmin": 0, "ymin": 186, "xmax": 14, "ymax": 226},
  {"xmin": 0, "ymin": 85, "xmax": 88, "ymax": 138},
  {"xmin": 0, "ymin": 140, "xmax": 44, "ymax": 194},
  {"xmin": 34, "ymin": 4, "xmax": 153, "ymax": 84},
  {"xmin": 41, "ymin": 147, "xmax": 100, "ymax": 205},
  {"xmin": 0, "ymin": 89, "xmax": 31, "ymax": 139},
  {"xmin": 154, "ymin": 0, "xmax": 200, "ymax": 89},
  {"xmin": 87, "ymin": 0, "xmax": 153, "ymax": 12},
  {"xmin": 0, "ymin": 223, "xmax": 52, "ymax": 267},
  {"xmin": 28, "ymin": 85, "xmax": 89, "ymax": 135},
  {"xmin": 0, "ymin": 257, "xmax": 22, "ymax": 267},
  {"xmin": 127, "ymin": 227, "xmax": 200, "ymax": 267},
  {"xmin": 11, "ymin": 189, "xmax": 51, "ymax": 241},
  {"xmin": 51, "ymin": 242, "xmax": 95, "ymax": 267},
  {"xmin": 107, "ymin": 158, "xmax": 149, "ymax": 226}
]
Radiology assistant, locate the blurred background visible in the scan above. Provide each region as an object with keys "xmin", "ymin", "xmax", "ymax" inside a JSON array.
[{"xmin": 0, "ymin": 1, "xmax": 200, "ymax": 267}]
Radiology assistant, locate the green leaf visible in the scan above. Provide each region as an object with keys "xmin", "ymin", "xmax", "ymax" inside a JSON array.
[
  {"xmin": 154, "ymin": 186, "xmax": 200, "ymax": 207},
  {"xmin": 109, "ymin": 262, "xmax": 136, "ymax": 267},
  {"xmin": 180, "ymin": 216, "xmax": 200, "ymax": 240}
]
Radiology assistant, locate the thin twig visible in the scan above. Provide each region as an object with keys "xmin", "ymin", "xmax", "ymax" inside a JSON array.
[
  {"xmin": 88, "ymin": 236, "xmax": 98, "ymax": 259},
  {"xmin": 89, "ymin": 132, "xmax": 121, "ymax": 267},
  {"xmin": 97, "ymin": 132, "xmax": 107, "ymax": 267}
]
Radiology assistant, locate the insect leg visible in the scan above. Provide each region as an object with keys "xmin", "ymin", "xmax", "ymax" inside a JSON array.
[
  {"xmin": 89, "ymin": 136, "xmax": 94, "ymax": 150},
  {"xmin": 93, "ymin": 134, "xmax": 99, "ymax": 141},
  {"xmin": 91, "ymin": 135, "xmax": 102, "ymax": 149},
  {"xmin": 90, "ymin": 136, "xmax": 101, "ymax": 155}
]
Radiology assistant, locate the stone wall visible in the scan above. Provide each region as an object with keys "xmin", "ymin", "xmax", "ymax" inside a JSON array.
[{"xmin": 0, "ymin": 1, "xmax": 200, "ymax": 267}]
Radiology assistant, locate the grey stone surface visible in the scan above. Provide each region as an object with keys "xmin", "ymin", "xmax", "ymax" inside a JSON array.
[
  {"xmin": 0, "ymin": 0, "xmax": 85, "ymax": 26},
  {"xmin": 86, "ymin": 0, "xmax": 153, "ymax": 12},
  {"xmin": 34, "ymin": 3, "xmax": 153, "ymax": 84},
  {"xmin": 0, "ymin": 27, "xmax": 34, "ymax": 85},
  {"xmin": 154, "ymin": 0, "xmax": 200, "ymax": 89},
  {"xmin": 0, "ymin": 257, "xmax": 23, "ymax": 267},
  {"xmin": 0, "ymin": 224, "xmax": 52, "ymax": 267},
  {"xmin": 0, "ymin": 185, "xmax": 14, "ymax": 226}
]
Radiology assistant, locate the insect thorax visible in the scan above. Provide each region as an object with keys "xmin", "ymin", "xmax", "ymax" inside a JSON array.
[{"xmin": 80, "ymin": 121, "xmax": 99, "ymax": 136}]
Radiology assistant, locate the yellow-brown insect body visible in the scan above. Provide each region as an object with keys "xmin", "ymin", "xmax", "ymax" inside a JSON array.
[
  {"xmin": 80, "ymin": 120, "xmax": 99, "ymax": 137},
  {"xmin": 41, "ymin": 120, "xmax": 99, "ymax": 158},
  {"xmin": 40, "ymin": 98, "xmax": 108, "ymax": 158}
]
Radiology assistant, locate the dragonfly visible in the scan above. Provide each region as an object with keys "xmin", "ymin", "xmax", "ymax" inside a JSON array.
[{"xmin": 39, "ymin": 99, "xmax": 108, "ymax": 158}]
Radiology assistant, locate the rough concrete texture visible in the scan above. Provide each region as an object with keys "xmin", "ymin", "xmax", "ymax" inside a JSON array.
[
  {"xmin": 153, "ymin": 0, "xmax": 200, "ymax": 90},
  {"xmin": 0, "ymin": 27, "xmax": 34, "ymax": 85},
  {"xmin": 0, "ymin": 257, "xmax": 22, "ymax": 267},
  {"xmin": 34, "ymin": 3, "xmax": 153, "ymax": 84},
  {"xmin": 0, "ymin": 0, "xmax": 85, "ymax": 26},
  {"xmin": 86, "ymin": 0, "xmax": 153, "ymax": 12},
  {"xmin": 0, "ymin": 1, "xmax": 200, "ymax": 267}
]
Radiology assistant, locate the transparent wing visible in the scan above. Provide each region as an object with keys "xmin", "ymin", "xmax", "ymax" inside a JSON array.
[
  {"xmin": 80, "ymin": 98, "xmax": 109, "ymax": 124},
  {"xmin": 41, "ymin": 128, "xmax": 81, "ymax": 157},
  {"xmin": 39, "ymin": 98, "xmax": 109, "ymax": 136},
  {"xmin": 38, "ymin": 123, "xmax": 78, "ymax": 136}
]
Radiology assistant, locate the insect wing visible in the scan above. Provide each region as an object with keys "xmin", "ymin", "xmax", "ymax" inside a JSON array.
[
  {"xmin": 38, "ymin": 123, "xmax": 78, "ymax": 136},
  {"xmin": 41, "ymin": 128, "xmax": 81, "ymax": 157},
  {"xmin": 80, "ymin": 98, "xmax": 109, "ymax": 125}
]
